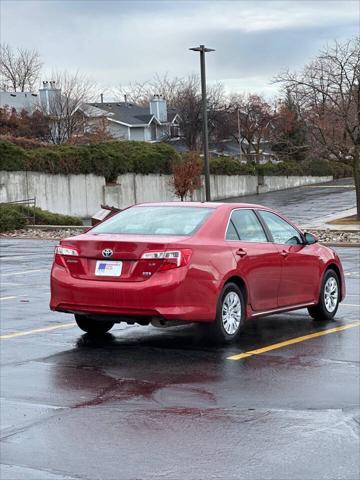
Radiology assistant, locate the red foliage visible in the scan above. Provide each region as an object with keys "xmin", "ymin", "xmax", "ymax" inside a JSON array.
[
  {"xmin": 0, "ymin": 107, "xmax": 50, "ymax": 141},
  {"xmin": 170, "ymin": 152, "xmax": 203, "ymax": 201}
]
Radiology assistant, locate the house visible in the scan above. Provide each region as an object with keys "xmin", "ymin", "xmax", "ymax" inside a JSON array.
[
  {"xmin": 1, "ymin": 84, "xmax": 181, "ymax": 144},
  {"xmin": 0, "ymin": 81, "xmax": 61, "ymax": 112},
  {"xmin": 0, "ymin": 91, "xmax": 40, "ymax": 111},
  {"xmin": 87, "ymin": 95, "xmax": 181, "ymax": 142}
]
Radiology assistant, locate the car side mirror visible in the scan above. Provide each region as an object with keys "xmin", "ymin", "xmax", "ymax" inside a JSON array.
[{"xmin": 303, "ymin": 232, "xmax": 318, "ymax": 245}]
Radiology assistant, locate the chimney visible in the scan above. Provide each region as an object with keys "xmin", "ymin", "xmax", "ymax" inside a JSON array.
[
  {"xmin": 39, "ymin": 79, "xmax": 61, "ymax": 114},
  {"xmin": 150, "ymin": 94, "xmax": 167, "ymax": 122},
  {"xmin": 100, "ymin": 93, "xmax": 104, "ymax": 103},
  {"xmin": 124, "ymin": 94, "xmax": 128, "ymax": 106}
]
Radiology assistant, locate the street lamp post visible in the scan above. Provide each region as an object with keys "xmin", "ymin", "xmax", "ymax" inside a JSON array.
[
  {"xmin": 189, "ymin": 44, "xmax": 215, "ymax": 202},
  {"xmin": 237, "ymin": 107, "xmax": 242, "ymax": 162}
]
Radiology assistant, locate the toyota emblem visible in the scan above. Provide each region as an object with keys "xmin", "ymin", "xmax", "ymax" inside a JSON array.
[{"xmin": 102, "ymin": 248, "xmax": 113, "ymax": 258}]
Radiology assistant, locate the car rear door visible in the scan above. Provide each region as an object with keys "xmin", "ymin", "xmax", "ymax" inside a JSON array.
[
  {"xmin": 258, "ymin": 210, "xmax": 319, "ymax": 307},
  {"xmin": 225, "ymin": 209, "xmax": 281, "ymax": 312}
]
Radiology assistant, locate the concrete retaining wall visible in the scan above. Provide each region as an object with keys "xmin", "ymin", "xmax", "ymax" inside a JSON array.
[
  {"xmin": 0, "ymin": 171, "xmax": 332, "ymax": 216},
  {"xmin": 258, "ymin": 175, "xmax": 332, "ymax": 194},
  {"xmin": 0, "ymin": 171, "xmax": 105, "ymax": 217}
]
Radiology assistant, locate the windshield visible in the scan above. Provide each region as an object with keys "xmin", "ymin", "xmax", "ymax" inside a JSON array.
[{"xmin": 91, "ymin": 206, "xmax": 214, "ymax": 236}]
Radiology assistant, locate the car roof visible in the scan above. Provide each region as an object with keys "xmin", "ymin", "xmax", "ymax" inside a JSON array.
[{"xmin": 134, "ymin": 201, "xmax": 265, "ymax": 209}]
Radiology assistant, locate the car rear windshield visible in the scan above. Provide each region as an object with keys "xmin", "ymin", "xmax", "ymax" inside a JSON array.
[{"xmin": 91, "ymin": 206, "xmax": 214, "ymax": 236}]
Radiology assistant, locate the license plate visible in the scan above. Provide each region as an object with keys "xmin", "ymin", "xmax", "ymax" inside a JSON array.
[{"xmin": 95, "ymin": 260, "xmax": 122, "ymax": 276}]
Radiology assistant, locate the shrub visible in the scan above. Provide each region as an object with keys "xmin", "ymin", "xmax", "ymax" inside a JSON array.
[
  {"xmin": 0, "ymin": 205, "xmax": 27, "ymax": 232},
  {"xmin": 0, "ymin": 135, "xmax": 46, "ymax": 150},
  {"xmin": 299, "ymin": 158, "xmax": 333, "ymax": 177},
  {"xmin": 0, "ymin": 138, "xmax": 352, "ymax": 180},
  {"xmin": 0, "ymin": 141, "xmax": 28, "ymax": 171},
  {"xmin": 0, "ymin": 203, "xmax": 82, "ymax": 231},
  {"xmin": 170, "ymin": 152, "xmax": 202, "ymax": 200},
  {"xmin": 328, "ymin": 161, "xmax": 353, "ymax": 179},
  {"xmin": 210, "ymin": 157, "xmax": 256, "ymax": 175},
  {"xmin": 16, "ymin": 205, "xmax": 82, "ymax": 225},
  {"xmin": 0, "ymin": 140, "xmax": 180, "ymax": 182}
]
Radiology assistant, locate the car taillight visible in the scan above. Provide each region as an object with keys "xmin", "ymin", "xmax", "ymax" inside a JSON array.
[
  {"xmin": 54, "ymin": 245, "xmax": 79, "ymax": 267},
  {"xmin": 140, "ymin": 249, "xmax": 192, "ymax": 271},
  {"xmin": 55, "ymin": 246, "xmax": 79, "ymax": 256}
]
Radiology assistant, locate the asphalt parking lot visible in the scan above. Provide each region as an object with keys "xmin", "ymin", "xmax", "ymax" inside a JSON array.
[
  {"xmin": 1, "ymin": 180, "xmax": 360, "ymax": 480},
  {"xmin": 1, "ymin": 239, "xmax": 359, "ymax": 480}
]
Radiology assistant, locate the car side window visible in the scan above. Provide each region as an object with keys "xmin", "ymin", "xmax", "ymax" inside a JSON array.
[
  {"xmin": 226, "ymin": 209, "xmax": 268, "ymax": 242},
  {"xmin": 226, "ymin": 220, "xmax": 239, "ymax": 240},
  {"xmin": 259, "ymin": 211, "xmax": 302, "ymax": 245}
]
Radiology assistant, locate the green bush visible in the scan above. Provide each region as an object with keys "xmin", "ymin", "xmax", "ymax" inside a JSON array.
[
  {"xmin": 16, "ymin": 205, "xmax": 82, "ymax": 226},
  {"xmin": 0, "ymin": 205, "xmax": 27, "ymax": 232},
  {"xmin": 328, "ymin": 161, "xmax": 353, "ymax": 179},
  {"xmin": 299, "ymin": 158, "xmax": 333, "ymax": 177},
  {"xmin": 0, "ymin": 140, "xmax": 180, "ymax": 182},
  {"xmin": 0, "ymin": 141, "xmax": 27, "ymax": 171},
  {"xmin": 0, "ymin": 203, "xmax": 82, "ymax": 231},
  {"xmin": 0, "ymin": 139, "xmax": 353, "ymax": 180},
  {"xmin": 210, "ymin": 157, "xmax": 256, "ymax": 175}
]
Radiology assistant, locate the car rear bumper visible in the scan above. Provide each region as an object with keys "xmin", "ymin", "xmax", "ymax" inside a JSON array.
[{"xmin": 50, "ymin": 264, "xmax": 216, "ymax": 322}]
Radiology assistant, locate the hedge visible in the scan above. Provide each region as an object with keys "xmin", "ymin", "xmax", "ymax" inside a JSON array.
[
  {"xmin": 0, "ymin": 140, "xmax": 180, "ymax": 182},
  {"xmin": 0, "ymin": 204, "xmax": 82, "ymax": 232},
  {"xmin": 0, "ymin": 205, "xmax": 27, "ymax": 232},
  {"xmin": 210, "ymin": 156, "xmax": 351, "ymax": 178},
  {"xmin": 0, "ymin": 139, "xmax": 352, "ymax": 180},
  {"xmin": 209, "ymin": 157, "xmax": 256, "ymax": 175}
]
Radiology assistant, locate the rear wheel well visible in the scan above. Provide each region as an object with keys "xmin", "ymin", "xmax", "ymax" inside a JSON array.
[
  {"xmin": 325, "ymin": 263, "xmax": 342, "ymax": 298},
  {"xmin": 225, "ymin": 276, "xmax": 248, "ymax": 306}
]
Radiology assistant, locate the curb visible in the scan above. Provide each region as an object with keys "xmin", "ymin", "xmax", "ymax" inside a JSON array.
[
  {"xmin": 24, "ymin": 225, "xmax": 87, "ymax": 231},
  {"xmin": 322, "ymin": 242, "xmax": 360, "ymax": 248}
]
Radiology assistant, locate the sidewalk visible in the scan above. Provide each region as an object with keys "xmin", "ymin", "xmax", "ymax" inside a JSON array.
[{"xmin": 303, "ymin": 207, "xmax": 359, "ymax": 232}]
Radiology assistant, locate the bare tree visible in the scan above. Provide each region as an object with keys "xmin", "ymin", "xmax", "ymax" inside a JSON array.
[
  {"xmin": 115, "ymin": 73, "xmax": 185, "ymax": 107},
  {"xmin": 220, "ymin": 94, "xmax": 274, "ymax": 162},
  {"xmin": 41, "ymin": 72, "xmax": 97, "ymax": 144},
  {"xmin": 0, "ymin": 44, "xmax": 42, "ymax": 92},
  {"xmin": 275, "ymin": 37, "xmax": 360, "ymax": 217}
]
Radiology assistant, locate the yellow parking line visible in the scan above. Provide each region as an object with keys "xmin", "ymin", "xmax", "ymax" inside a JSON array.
[
  {"xmin": 0, "ymin": 296, "xmax": 16, "ymax": 301},
  {"xmin": 227, "ymin": 321, "xmax": 360, "ymax": 361},
  {"xmin": 0, "ymin": 322, "xmax": 76, "ymax": 339}
]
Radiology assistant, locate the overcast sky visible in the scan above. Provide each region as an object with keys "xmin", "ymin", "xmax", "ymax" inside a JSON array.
[{"xmin": 1, "ymin": 0, "xmax": 359, "ymax": 99}]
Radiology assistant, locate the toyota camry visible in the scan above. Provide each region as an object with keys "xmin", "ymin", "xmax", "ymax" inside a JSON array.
[{"xmin": 50, "ymin": 202, "xmax": 345, "ymax": 342}]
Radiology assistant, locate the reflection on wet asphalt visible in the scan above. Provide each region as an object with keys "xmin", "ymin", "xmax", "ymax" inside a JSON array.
[
  {"xmin": 0, "ymin": 181, "xmax": 359, "ymax": 480},
  {"xmin": 225, "ymin": 177, "xmax": 355, "ymax": 224}
]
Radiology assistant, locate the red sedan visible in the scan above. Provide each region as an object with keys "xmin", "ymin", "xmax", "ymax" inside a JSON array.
[{"xmin": 50, "ymin": 202, "xmax": 345, "ymax": 342}]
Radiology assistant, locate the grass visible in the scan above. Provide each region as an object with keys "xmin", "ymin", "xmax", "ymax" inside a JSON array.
[{"xmin": 328, "ymin": 214, "xmax": 359, "ymax": 225}]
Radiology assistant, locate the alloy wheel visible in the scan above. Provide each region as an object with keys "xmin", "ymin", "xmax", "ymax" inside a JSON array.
[
  {"xmin": 324, "ymin": 276, "xmax": 338, "ymax": 313},
  {"xmin": 221, "ymin": 291, "xmax": 242, "ymax": 335}
]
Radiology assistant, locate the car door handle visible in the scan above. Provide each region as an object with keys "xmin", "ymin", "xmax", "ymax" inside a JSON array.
[
  {"xmin": 280, "ymin": 250, "xmax": 288, "ymax": 257},
  {"xmin": 236, "ymin": 248, "xmax": 247, "ymax": 257}
]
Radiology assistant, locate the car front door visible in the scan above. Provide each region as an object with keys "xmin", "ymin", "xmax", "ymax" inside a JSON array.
[
  {"xmin": 225, "ymin": 209, "xmax": 282, "ymax": 312},
  {"xmin": 258, "ymin": 210, "xmax": 319, "ymax": 307}
]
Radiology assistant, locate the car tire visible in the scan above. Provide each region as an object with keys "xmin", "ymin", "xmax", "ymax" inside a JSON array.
[
  {"xmin": 74, "ymin": 314, "xmax": 114, "ymax": 335},
  {"xmin": 308, "ymin": 269, "xmax": 340, "ymax": 321},
  {"xmin": 208, "ymin": 282, "xmax": 245, "ymax": 343}
]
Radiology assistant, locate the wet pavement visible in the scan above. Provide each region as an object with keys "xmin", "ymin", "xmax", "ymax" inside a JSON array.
[
  {"xmin": 1, "ymin": 181, "xmax": 359, "ymax": 480},
  {"xmin": 226, "ymin": 177, "xmax": 355, "ymax": 225}
]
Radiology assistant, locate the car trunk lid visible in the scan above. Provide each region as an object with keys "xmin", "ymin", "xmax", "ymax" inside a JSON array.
[{"xmin": 58, "ymin": 234, "xmax": 189, "ymax": 282}]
